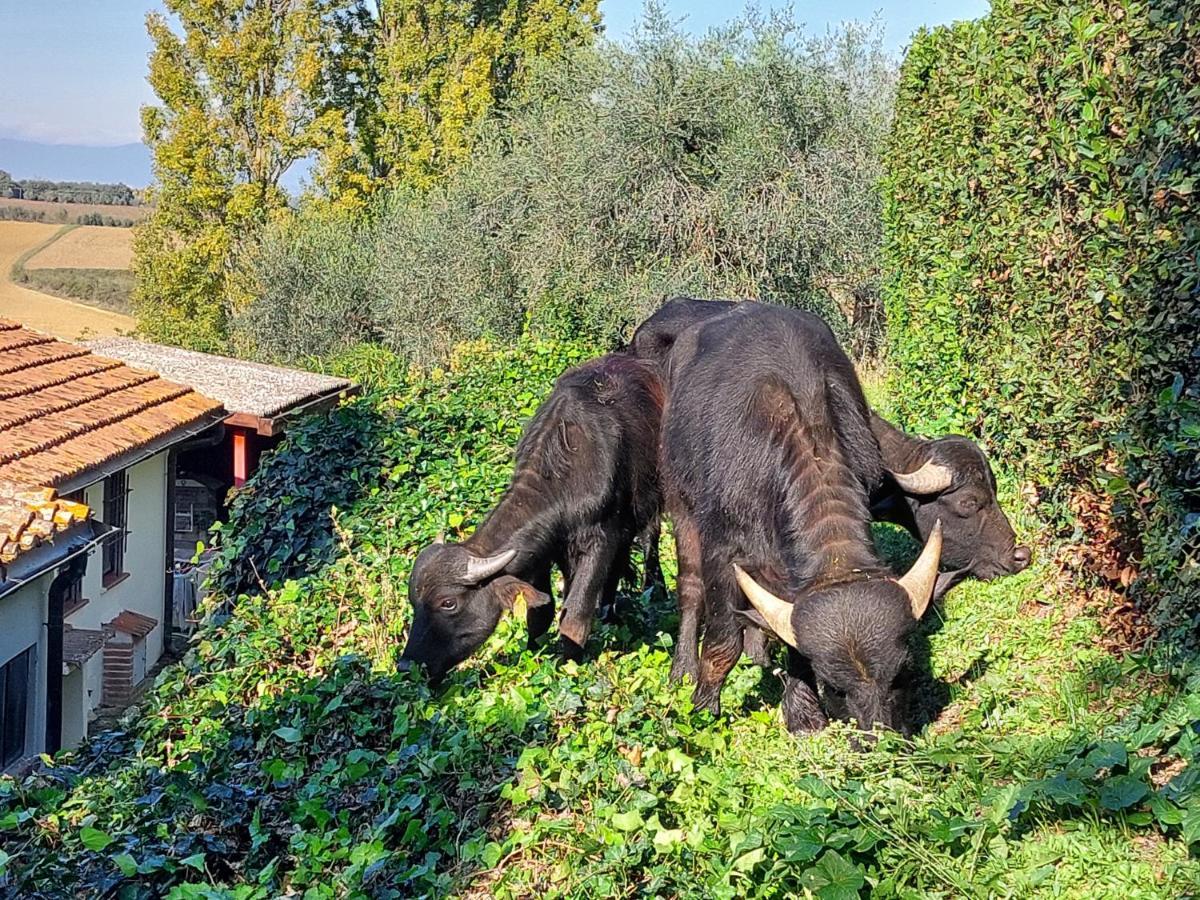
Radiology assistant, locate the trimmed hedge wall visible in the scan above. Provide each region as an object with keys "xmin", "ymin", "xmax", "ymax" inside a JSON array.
[{"xmin": 883, "ymin": 0, "xmax": 1198, "ymax": 629}]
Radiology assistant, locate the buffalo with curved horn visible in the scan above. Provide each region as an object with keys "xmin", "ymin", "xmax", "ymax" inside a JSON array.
[
  {"xmin": 631, "ymin": 296, "xmax": 1030, "ymax": 599},
  {"xmin": 660, "ymin": 303, "xmax": 944, "ymax": 733},
  {"xmin": 399, "ymin": 354, "xmax": 664, "ymax": 681}
]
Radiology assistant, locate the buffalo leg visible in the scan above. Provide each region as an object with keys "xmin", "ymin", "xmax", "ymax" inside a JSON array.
[
  {"xmin": 600, "ymin": 539, "xmax": 634, "ymax": 624},
  {"xmin": 743, "ymin": 626, "xmax": 773, "ymax": 667},
  {"xmin": 780, "ymin": 649, "xmax": 827, "ymax": 733},
  {"xmin": 526, "ymin": 568, "xmax": 556, "ymax": 648},
  {"xmin": 669, "ymin": 510, "xmax": 704, "ymax": 684},
  {"xmin": 692, "ymin": 561, "xmax": 743, "ymax": 717},
  {"xmin": 558, "ymin": 528, "xmax": 621, "ymax": 659},
  {"xmin": 639, "ymin": 518, "xmax": 665, "ymax": 595}
]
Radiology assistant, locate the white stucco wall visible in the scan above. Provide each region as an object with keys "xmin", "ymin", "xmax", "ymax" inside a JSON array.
[
  {"xmin": 61, "ymin": 651, "xmax": 104, "ymax": 751},
  {"xmin": 61, "ymin": 667, "xmax": 85, "ymax": 751},
  {"xmin": 0, "ymin": 576, "xmax": 49, "ymax": 768},
  {"xmin": 69, "ymin": 453, "xmax": 168, "ymax": 672}
]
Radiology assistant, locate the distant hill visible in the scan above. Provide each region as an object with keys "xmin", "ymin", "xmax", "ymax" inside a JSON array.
[
  {"xmin": 0, "ymin": 138, "xmax": 152, "ymax": 187},
  {"xmin": 0, "ymin": 137, "xmax": 314, "ymax": 195}
]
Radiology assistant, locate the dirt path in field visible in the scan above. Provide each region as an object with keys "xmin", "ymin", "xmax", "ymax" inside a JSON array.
[{"xmin": 0, "ymin": 222, "xmax": 135, "ymax": 340}]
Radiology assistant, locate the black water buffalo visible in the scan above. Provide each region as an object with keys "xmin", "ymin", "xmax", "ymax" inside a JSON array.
[
  {"xmin": 632, "ymin": 296, "xmax": 1029, "ymax": 596},
  {"xmin": 869, "ymin": 413, "xmax": 1030, "ymax": 593},
  {"xmin": 661, "ymin": 303, "xmax": 944, "ymax": 732},
  {"xmin": 399, "ymin": 353, "xmax": 664, "ymax": 681}
]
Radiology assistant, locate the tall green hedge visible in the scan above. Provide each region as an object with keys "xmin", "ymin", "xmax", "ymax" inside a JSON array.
[{"xmin": 883, "ymin": 0, "xmax": 1198, "ymax": 630}]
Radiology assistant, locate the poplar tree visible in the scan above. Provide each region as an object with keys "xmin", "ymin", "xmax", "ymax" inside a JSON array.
[
  {"xmin": 135, "ymin": 0, "xmax": 341, "ymax": 350},
  {"xmin": 317, "ymin": 0, "xmax": 601, "ymax": 195}
]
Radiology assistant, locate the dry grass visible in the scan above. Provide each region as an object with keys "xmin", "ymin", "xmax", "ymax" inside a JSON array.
[
  {"xmin": 25, "ymin": 225, "xmax": 133, "ymax": 270},
  {"xmin": 0, "ymin": 222, "xmax": 134, "ymax": 339},
  {"xmin": 0, "ymin": 197, "xmax": 150, "ymax": 223}
]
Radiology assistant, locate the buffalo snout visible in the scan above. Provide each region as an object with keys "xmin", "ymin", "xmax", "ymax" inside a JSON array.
[{"xmin": 1012, "ymin": 545, "xmax": 1032, "ymax": 570}]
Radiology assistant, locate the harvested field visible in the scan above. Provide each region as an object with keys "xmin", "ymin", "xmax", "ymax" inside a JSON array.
[
  {"xmin": 0, "ymin": 197, "xmax": 149, "ymax": 225},
  {"xmin": 25, "ymin": 225, "xmax": 133, "ymax": 269},
  {"xmin": 0, "ymin": 221, "xmax": 134, "ymax": 339}
]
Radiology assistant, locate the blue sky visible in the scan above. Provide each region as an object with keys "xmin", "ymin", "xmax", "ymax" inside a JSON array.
[{"xmin": 0, "ymin": 0, "xmax": 989, "ymax": 148}]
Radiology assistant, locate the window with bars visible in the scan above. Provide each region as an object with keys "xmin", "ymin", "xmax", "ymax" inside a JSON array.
[
  {"xmin": 0, "ymin": 647, "xmax": 33, "ymax": 769},
  {"xmin": 62, "ymin": 573, "xmax": 85, "ymax": 615},
  {"xmin": 102, "ymin": 470, "xmax": 129, "ymax": 585}
]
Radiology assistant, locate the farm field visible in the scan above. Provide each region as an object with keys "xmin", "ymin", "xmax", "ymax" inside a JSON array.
[
  {"xmin": 0, "ymin": 196, "xmax": 149, "ymax": 224},
  {"xmin": 0, "ymin": 221, "xmax": 134, "ymax": 338},
  {"xmin": 24, "ymin": 224, "xmax": 133, "ymax": 269}
]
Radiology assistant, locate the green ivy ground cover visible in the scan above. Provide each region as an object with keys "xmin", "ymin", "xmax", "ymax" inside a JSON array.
[{"xmin": 1, "ymin": 337, "xmax": 1198, "ymax": 898}]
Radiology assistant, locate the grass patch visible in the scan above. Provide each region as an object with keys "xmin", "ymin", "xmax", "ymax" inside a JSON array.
[{"xmin": 15, "ymin": 266, "xmax": 134, "ymax": 314}]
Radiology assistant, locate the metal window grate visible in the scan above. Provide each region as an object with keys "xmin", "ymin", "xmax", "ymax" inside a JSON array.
[{"xmin": 102, "ymin": 470, "xmax": 129, "ymax": 580}]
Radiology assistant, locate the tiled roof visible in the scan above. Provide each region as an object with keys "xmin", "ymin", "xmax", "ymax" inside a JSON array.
[
  {"xmin": 0, "ymin": 320, "xmax": 224, "ymax": 565},
  {"xmin": 0, "ymin": 485, "xmax": 91, "ymax": 565},
  {"xmin": 63, "ymin": 627, "xmax": 108, "ymax": 667},
  {"xmin": 107, "ymin": 609, "xmax": 157, "ymax": 639},
  {"xmin": 86, "ymin": 337, "xmax": 354, "ymax": 418}
]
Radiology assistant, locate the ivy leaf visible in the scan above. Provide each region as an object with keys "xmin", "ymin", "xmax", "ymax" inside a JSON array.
[
  {"xmin": 181, "ymin": 852, "xmax": 207, "ymax": 871},
  {"xmin": 800, "ymin": 850, "xmax": 866, "ymax": 899},
  {"xmin": 1181, "ymin": 805, "xmax": 1200, "ymax": 845},
  {"xmin": 1099, "ymin": 776, "xmax": 1149, "ymax": 811},
  {"xmin": 80, "ymin": 827, "xmax": 113, "ymax": 852},
  {"xmin": 611, "ymin": 810, "xmax": 643, "ymax": 832},
  {"xmin": 113, "ymin": 853, "xmax": 138, "ymax": 877},
  {"xmin": 273, "ymin": 726, "xmax": 304, "ymax": 743}
]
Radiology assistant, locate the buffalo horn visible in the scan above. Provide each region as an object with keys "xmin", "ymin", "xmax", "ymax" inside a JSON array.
[
  {"xmin": 732, "ymin": 565, "xmax": 798, "ymax": 649},
  {"xmin": 464, "ymin": 548, "xmax": 517, "ymax": 583},
  {"xmin": 897, "ymin": 519, "xmax": 943, "ymax": 619},
  {"xmin": 891, "ymin": 458, "xmax": 954, "ymax": 495}
]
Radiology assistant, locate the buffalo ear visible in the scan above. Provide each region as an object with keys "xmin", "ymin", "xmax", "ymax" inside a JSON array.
[
  {"xmin": 933, "ymin": 568, "xmax": 969, "ymax": 601},
  {"xmin": 734, "ymin": 607, "xmax": 771, "ymax": 634},
  {"xmin": 490, "ymin": 576, "xmax": 552, "ymax": 615}
]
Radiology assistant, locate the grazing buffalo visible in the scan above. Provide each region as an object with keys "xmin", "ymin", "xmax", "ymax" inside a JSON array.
[
  {"xmin": 399, "ymin": 353, "xmax": 664, "ymax": 680},
  {"xmin": 869, "ymin": 413, "xmax": 1030, "ymax": 594},
  {"xmin": 632, "ymin": 296, "xmax": 1028, "ymax": 595},
  {"xmin": 661, "ymin": 303, "xmax": 943, "ymax": 732}
]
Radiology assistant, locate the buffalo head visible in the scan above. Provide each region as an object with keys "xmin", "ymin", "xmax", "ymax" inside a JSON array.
[
  {"xmin": 733, "ymin": 522, "xmax": 944, "ymax": 734},
  {"xmin": 399, "ymin": 542, "xmax": 550, "ymax": 680},
  {"xmin": 874, "ymin": 414, "xmax": 1030, "ymax": 594}
]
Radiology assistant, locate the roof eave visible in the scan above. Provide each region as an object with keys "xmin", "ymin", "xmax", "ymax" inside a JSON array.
[
  {"xmin": 225, "ymin": 383, "xmax": 361, "ymax": 437},
  {"xmin": 53, "ymin": 411, "xmax": 226, "ymax": 495},
  {"xmin": 0, "ymin": 520, "xmax": 112, "ymax": 601}
]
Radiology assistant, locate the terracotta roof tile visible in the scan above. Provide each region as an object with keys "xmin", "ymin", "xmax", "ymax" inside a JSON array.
[
  {"xmin": 0, "ymin": 322, "xmax": 224, "ymax": 565},
  {"xmin": 0, "ymin": 485, "xmax": 91, "ymax": 565},
  {"xmin": 107, "ymin": 609, "xmax": 157, "ymax": 639}
]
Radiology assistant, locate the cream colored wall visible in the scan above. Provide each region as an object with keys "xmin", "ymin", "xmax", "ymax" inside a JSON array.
[
  {"xmin": 0, "ymin": 576, "xmax": 49, "ymax": 768},
  {"xmin": 61, "ymin": 668, "xmax": 85, "ymax": 751},
  {"xmin": 61, "ymin": 651, "xmax": 104, "ymax": 750},
  {"xmin": 67, "ymin": 452, "xmax": 168, "ymax": 674}
]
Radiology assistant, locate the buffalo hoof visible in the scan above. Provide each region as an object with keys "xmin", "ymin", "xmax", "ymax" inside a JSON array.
[
  {"xmin": 556, "ymin": 636, "xmax": 586, "ymax": 663},
  {"xmin": 691, "ymin": 684, "xmax": 722, "ymax": 718},
  {"xmin": 672, "ymin": 657, "xmax": 700, "ymax": 686},
  {"xmin": 669, "ymin": 652, "xmax": 698, "ymax": 685}
]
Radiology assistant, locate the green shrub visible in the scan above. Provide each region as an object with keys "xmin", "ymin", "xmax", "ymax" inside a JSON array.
[
  {"xmin": 882, "ymin": 0, "xmax": 1199, "ymax": 632},
  {"xmin": 236, "ymin": 10, "xmax": 896, "ymax": 364}
]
